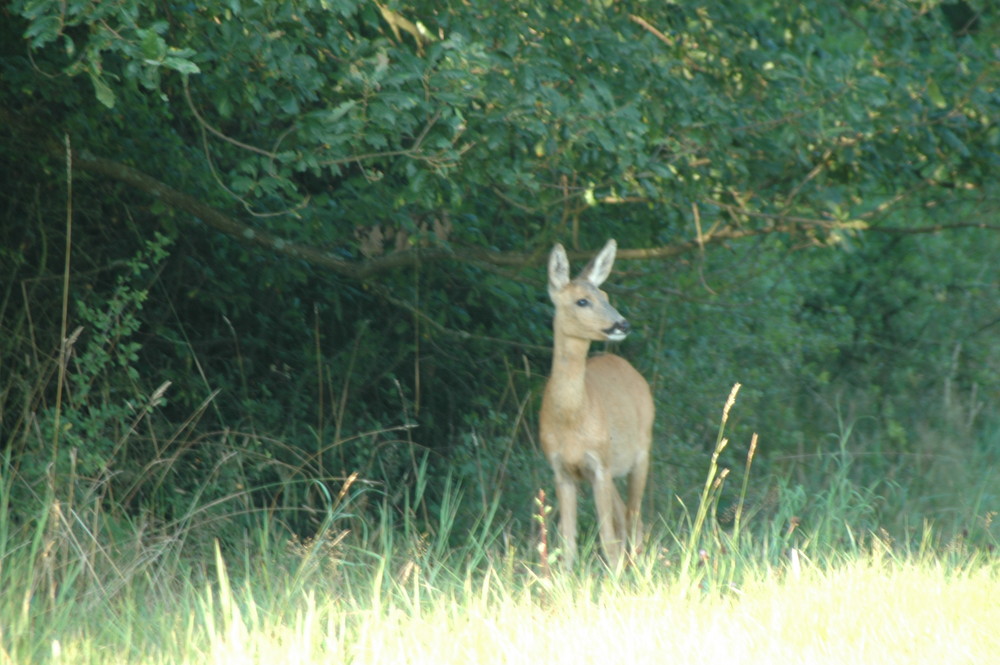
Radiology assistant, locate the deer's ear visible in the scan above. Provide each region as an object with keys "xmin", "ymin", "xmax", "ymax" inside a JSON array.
[
  {"xmin": 548, "ymin": 243, "xmax": 570, "ymax": 296},
  {"xmin": 581, "ymin": 239, "xmax": 617, "ymax": 287}
]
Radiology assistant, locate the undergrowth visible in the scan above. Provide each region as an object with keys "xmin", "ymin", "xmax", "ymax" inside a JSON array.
[{"xmin": 1, "ymin": 230, "xmax": 997, "ymax": 664}]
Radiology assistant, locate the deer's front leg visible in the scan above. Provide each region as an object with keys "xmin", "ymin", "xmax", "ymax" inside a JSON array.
[
  {"xmin": 552, "ymin": 462, "xmax": 579, "ymax": 567},
  {"xmin": 589, "ymin": 458, "xmax": 624, "ymax": 567}
]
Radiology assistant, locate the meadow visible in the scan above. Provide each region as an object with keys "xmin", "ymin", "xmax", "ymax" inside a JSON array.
[
  {"xmin": 11, "ymin": 547, "xmax": 994, "ymax": 665},
  {"xmin": 4, "ymin": 2, "xmax": 999, "ymax": 662},
  {"xmin": 3, "ymin": 387, "xmax": 996, "ymax": 665}
]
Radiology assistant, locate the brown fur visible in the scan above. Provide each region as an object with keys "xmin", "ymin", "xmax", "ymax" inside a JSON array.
[{"xmin": 539, "ymin": 240, "xmax": 655, "ymax": 567}]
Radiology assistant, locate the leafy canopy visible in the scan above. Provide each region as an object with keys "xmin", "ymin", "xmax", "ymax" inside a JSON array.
[{"xmin": 9, "ymin": 0, "xmax": 995, "ymax": 262}]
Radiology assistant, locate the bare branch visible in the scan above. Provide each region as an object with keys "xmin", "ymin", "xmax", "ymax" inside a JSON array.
[
  {"xmin": 183, "ymin": 77, "xmax": 279, "ymax": 159},
  {"xmin": 870, "ymin": 221, "xmax": 1000, "ymax": 234},
  {"xmin": 66, "ymin": 150, "xmax": 1000, "ymax": 283},
  {"xmin": 71, "ymin": 151, "xmax": 352, "ymax": 276},
  {"xmin": 628, "ymin": 14, "xmax": 673, "ymax": 47}
]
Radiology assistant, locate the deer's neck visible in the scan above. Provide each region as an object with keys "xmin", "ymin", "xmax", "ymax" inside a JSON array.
[{"xmin": 547, "ymin": 326, "xmax": 592, "ymax": 417}]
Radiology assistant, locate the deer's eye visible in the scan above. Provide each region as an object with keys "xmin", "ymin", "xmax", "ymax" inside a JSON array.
[{"xmin": 575, "ymin": 298, "xmax": 590, "ymax": 307}]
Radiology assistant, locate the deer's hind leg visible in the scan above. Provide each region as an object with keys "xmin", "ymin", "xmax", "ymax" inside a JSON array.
[{"xmin": 625, "ymin": 454, "xmax": 650, "ymax": 555}]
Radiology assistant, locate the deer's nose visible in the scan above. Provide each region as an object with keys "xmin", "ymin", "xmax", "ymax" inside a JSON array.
[{"xmin": 604, "ymin": 319, "xmax": 631, "ymax": 337}]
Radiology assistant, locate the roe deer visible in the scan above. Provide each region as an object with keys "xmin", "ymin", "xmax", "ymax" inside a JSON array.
[{"xmin": 539, "ymin": 239, "xmax": 654, "ymax": 567}]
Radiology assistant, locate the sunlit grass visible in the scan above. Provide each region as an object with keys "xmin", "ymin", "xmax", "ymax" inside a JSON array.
[
  {"xmin": 2, "ymin": 493, "xmax": 997, "ymax": 665},
  {"xmin": 2, "ymin": 386, "xmax": 996, "ymax": 664},
  {"xmin": 13, "ymin": 545, "xmax": 996, "ymax": 665},
  {"xmin": 335, "ymin": 557, "xmax": 997, "ymax": 665}
]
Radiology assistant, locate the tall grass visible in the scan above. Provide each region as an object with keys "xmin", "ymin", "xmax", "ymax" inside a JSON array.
[
  {"xmin": 2, "ymin": 220, "xmax": 996, "ymax": 662},
  {"xmin": 1, "ymin": 476, "xmax": 996, "ymax": 664},
  {"xmin": 1, "ymin": 379, "xmax": 997, "ymax": 664}
]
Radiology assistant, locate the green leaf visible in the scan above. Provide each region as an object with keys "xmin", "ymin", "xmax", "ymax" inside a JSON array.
[
  {"xmin": 140, "ymin": 29, "xmax": 167, "ymax": 61},
  {"xmin": 927, "ymin": 79, "xmax": 947, "ymax": 109},
  {"xmin": 88, "ymin": 71, "xmax": 116, "ymax": 108},
  {"xmin": 23, "ymin": 15, "xmax": 63, "ymax": 48},
  {"xmin": 162, "ymin": 56, "xmax": 201, "ymax": 75},
  {"xmin": 314, "ymin": 100, "xmax": 358, "ymax": 125},
  {"xmin": 939, "ymin": 128, "xmax": 970, "ymax": 158}
]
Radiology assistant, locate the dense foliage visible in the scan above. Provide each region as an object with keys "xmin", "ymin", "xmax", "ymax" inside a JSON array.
[{"xmin": 1, "ymin": 0, "xmax": 997, "ymax": 548}]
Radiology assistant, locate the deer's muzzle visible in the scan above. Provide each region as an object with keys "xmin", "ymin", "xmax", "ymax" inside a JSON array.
[{"xmin": 604, "ymin": 320, "xmax": 631, "ymax": 340}]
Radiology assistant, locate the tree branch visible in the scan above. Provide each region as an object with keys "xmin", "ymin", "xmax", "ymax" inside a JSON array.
[
  {"xmin": 74, "ymin": 151, "xmax": 365, "ymax": 279},
  {"xmin": 69, "ymin": 150, "xmax": 545, "ymax": 279},
  {"xmin": 68, "ymin": 150, "xmax": 999, "ymax": 282},
  {"xmin": 870, "ymin": 221, "xmax": 1000, "ymax": 234}
]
